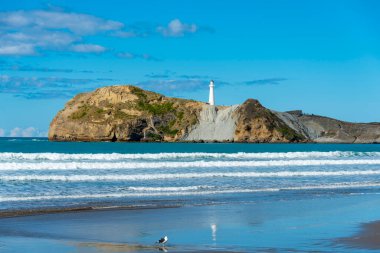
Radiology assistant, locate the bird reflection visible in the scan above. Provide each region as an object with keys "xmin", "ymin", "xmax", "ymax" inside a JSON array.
[{"xmin": 158, "ymin": 246, "xmax": 168, "ymax": 252}]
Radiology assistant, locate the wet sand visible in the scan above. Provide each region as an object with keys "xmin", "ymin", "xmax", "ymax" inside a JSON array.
[
  {"xmin": 337, "ymin": 220, "xmax": 380, "ymax": 250},
  {"xmin": 77, "ymin": 242, "xmax": 244, "ymax": 252},
  {"xmin": 0, "ymin": 204, "xmax": 182, "ymax": 218},
  {"xmin": 1, "ymin": 194, "xmax": 380, "ymax": 252}
]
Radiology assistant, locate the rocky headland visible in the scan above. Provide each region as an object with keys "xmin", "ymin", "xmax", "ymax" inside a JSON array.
[{"xmin": 49, "ymin": 85, "xmax": 380, "ymax": 143}]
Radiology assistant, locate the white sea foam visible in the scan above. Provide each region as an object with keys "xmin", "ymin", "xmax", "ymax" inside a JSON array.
[
  {"xmin": 127, "ymin": 186, "xmax": 212, "ymax": 191},
  {"xmin": 2, "ymin": 182, "xmax": 380, "ymax": 202},
  {"xmin": 1, "ymin": 159, "xmax": 380, "ymax": 171},
  {"xmin": 0, "ymin": 151, "xmax": 379, "ymax": 161},
  {"xmin": 0, "ymin": 190, "xmax": 260, "ymax": 202},
  {"xmin": 2, "ymin": 170, "xmax": 380, "ymax": 181}
]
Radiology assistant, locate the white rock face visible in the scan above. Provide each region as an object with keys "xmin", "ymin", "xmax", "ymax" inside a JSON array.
[
  {"xmin": 271, "ymin": 111, "xmax": 314, "ymax": 138},
  {"xmin": 183, "ymin": 105, "xmax": 239, "ymax": 141}
]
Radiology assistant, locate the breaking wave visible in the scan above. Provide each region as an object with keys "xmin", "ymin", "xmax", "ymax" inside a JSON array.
[
  {"xmin": 1, "ymin": 159, "xmax": 380, "ymax": 170},
  {"xmin": 127, "ymin": 186, "xmax": 212, "ymax": 191},
  {"xmin": 2, "ymin": 182, "xmax": 380, "ymax": 202},
  {"xmin": 1, "ymin": 151, "xmax": 380, "ymax": 161},
  {"xmin": 2, "ymin": 146, "xmax": 380, "ymax": 210},
  {"xmin": 2, "ymin": 170, "xmax": 380, "ymax": 181}
]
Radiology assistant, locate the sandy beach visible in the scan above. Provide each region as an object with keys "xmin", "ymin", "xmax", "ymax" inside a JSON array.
[{"xmin": 1, "ymin": 192, "xmax": 380, "ymax": 252}]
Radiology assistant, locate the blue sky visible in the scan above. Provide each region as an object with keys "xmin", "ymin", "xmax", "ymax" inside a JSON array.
[{"xmin": 1, "ymin": 0, "xmax": 380, "ymax": 137}]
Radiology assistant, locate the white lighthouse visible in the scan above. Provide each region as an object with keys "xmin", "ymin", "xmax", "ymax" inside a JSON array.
[{"xmin": 208, "ymin": 80, "xmax": 215, "ymax": 105}]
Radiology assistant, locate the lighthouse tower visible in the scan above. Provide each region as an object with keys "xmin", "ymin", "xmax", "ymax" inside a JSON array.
[{"xmin": 208, "ymin": 80, "xmax": 215, "ymax": 105}]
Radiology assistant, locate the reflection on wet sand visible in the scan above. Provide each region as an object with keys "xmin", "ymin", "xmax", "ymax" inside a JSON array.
[
  {"xmin": 3, "ymin": 194, "xmax": 380, "ymax": 253},
  {"xmin": 337, "ymin": 220, "xmax": 380, "ymax": 250},
  {"xmin": 76, "ymin": 242, "xmax": 242, "ymax": 252},
  {"xmin": 211, "ymin": 223, "xmax": 217, "ymax": 241},
  {"xmin": 77, "ymin": 242, "xmax": 168, "ymax": 252}
]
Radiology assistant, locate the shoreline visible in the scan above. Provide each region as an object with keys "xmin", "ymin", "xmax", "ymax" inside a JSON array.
[
  {"xmin": 2, "ymin": 185, "xmax": 380, "ymax": 219},
  {"xmin": 2, "ymin": 137, "xmax": 380, "ymax": 144},
  {"xmin": 2, "ymin": 193, "xmax": 380, "ymax": 252},
  {"xmin": 0, "ymin": 204, "xmax": 184, "ymax": 219}
]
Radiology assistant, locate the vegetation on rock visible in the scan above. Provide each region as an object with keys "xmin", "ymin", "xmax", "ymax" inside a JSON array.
[
  {"xmin": 50, "ymin": 85, "xmax": 203, "ymax": 142},
  {"xmin": 234, "ymin": 99, "xmax": 305, "ymax": 143}
]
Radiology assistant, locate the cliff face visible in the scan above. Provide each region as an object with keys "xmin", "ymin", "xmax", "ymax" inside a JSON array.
[
  {"xmin": 183, "ymin": 105, "xmax": 239, "ymax": 142},
  {"xmin": 49, "ymin": 85, "xmax": 380, "ymax": 143},
  {"xmin": 234, "ymin": 99, "xmax": 305, "ymax": 143},
  {"xmin": 49, "ymin": 86, "xmax": 203, "ymax": 142}
]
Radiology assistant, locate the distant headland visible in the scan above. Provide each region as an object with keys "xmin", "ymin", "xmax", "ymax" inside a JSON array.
[{"xmin": 48, "ymin": 85, "xmax": 380, "ymax": 143}]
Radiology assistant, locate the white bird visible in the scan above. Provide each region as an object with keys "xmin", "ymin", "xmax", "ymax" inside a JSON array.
[{"xmin": 156, "ymin": 235, "xmax": 168, "ymax": 245}]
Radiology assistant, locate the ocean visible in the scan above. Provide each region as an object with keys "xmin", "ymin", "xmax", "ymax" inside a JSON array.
[{"xmin": 2, "ymin": 138, "xmax": 380, "ymax": 212}]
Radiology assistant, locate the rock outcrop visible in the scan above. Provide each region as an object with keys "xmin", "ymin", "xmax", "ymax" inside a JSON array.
[
  {"xmin": 49, "ymin": 86, "xmax": 203, "ymax": 142},
  {"xmin": 49, "ymin": 85, "xmax": 380, "ymax": 143},
  {"xmin": 234, "ymin": 99, "xmax": 305, "ymax": 142},
  {"xmin": 288, "ymin": 111, "xmax": 380, "ymax": 143}
]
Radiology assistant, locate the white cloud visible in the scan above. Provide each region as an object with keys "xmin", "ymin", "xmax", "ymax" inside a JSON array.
[
  {"xmin": 22, "ymin": 127, "xmax": 37, "ymax": 137},
  {"xmin": 71, "ymin": 44, "xmax": 106, "ymax": 53},
  {"xmin": 112, "ymin": 31, "xmax": 137, "ymax": 38},
  {"xmin": 0, "ymin": 128, "xmax": 5, "ymax": 137},
  {"xmin": 136, "ymin": 79, "xmax": 210, "ymax": 94},
  {"xmin": 9, "ymin": 127, "xmax": 47, "ymax": 137},
  {"xmin": 0, "ymin": 10, "xmax": 123, "ymax": 35},
  {"xmin": 157, "ymin": 19, "xmax": 197, "ymax": 37},
  {"xmin": 9, "ymin": 127, "xmax": 21, "ymax": 137},
  {"xmin": 0, "ymin": 9, "xmax": 123, "ymax": 55},
  {"xmin": 135, "ymin": 78, "xmax": 229, "ymax": 95},
  {"xmin": 0, "ymin": 44, "xmax": 35, "ymax": 55},
  {"xmin": 0, "ymin": 9, "xmax": 206, "ymax": 56},
  {"xmin": 0, "ymin": 74, "xmax": 116, "ymax": 99},
  {"xmin": 0, "ymin": 30, "xmax": 78, "ymax": 56},
  {"xmin": 117, "ymin": 52, "xmax": 135, "ymax": 59},
  {"xmin": 116, "ymin": 52, "xmax": 159, "ymax": 61}
]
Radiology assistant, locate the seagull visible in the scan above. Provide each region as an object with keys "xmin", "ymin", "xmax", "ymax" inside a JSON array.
[{"xmin": 156, "ymin": 235, "xmax": 168, "ymax": 245}]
